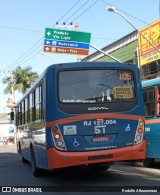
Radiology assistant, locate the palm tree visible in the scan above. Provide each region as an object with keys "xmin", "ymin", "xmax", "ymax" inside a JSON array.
[{"xmin": 2, "ymin": 66, "xmax": 39, "ymax": 95}]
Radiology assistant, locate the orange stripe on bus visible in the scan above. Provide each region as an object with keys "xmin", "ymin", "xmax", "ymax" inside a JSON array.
[
  {"xmin": 46, "ymin": 113, "xmax": 144, "ymax": 127},
  {"xmin": 145, "ymin": 118, "xmax": 160, "ymax": 124}
]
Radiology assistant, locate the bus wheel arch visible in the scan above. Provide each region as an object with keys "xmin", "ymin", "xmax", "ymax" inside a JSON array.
[
  {"xmin": 17, "ymin": 141, "xmax": 21, "ymax": 154},
  {"xmin": 18, "ymin": 142, "xmax": 28, "ymax": 163}
]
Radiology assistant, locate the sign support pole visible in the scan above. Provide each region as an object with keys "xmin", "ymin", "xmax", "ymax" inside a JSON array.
[{"xmin": 90, "ymin": 44, "xmax": 122, "ymax": 63}]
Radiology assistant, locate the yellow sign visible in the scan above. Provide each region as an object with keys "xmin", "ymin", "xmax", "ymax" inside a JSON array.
[
  {"xmin": 114, "ymin": 86, "xmax": 133, "ymax": 99},
  {"xmin": 138, "ymin": 19, "xmax": 160, "ymax": 66}
]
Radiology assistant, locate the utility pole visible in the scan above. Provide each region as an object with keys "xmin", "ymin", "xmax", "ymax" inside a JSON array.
[
  {"xmin": 75, "ymin": 21, "xmax": 81, "ymax": 62},
  {"xmin": 107, "ymin": 6, "xmax": 160, "ymax": 53}
]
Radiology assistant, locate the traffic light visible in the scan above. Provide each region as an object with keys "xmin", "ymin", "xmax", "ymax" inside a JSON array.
[{"xmin": 10, "ymin": 111, "xmax": 14, "ymax": 120}]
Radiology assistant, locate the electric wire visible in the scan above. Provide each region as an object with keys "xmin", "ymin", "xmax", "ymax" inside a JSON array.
[
  {"xmin": 3, "ymin": 0, "xmax": 99, "ymax": 72},
  {"xmin": 72, "ymin": 0, "xmax": 99, "ymax": 22},
  {"xmin": 1, "ymin": 0, "xmax": 149, "ymax": 73},
  {"xmin": 64, "ymin": 0, "xmax": 90, "ymax": 23},
  {"xmin": 1, "ymin": 0, "xmax": 82, "ymax": 72},
  {"xmin": 0, "ymin": 25, "xmax": 43, "ymax": 33}
]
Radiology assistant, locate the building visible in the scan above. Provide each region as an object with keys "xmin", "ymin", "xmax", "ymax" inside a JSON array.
[
  {"xmin": 0, "ymin": 113, "xmax": 14, "ymax": 141},
  {"xmin": 82, "ymin": 30, "xmax": 160, "ymax": 80}
]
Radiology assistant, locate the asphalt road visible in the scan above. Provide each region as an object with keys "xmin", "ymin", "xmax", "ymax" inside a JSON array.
[{"xmin": 0, "ymin": 144, "xmax": 160, "ymax": 194}]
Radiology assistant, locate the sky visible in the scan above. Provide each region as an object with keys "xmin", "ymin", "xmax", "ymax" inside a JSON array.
[{"xmin": 0, "ymin": 0, "xmax": 159, "ymax": 113}]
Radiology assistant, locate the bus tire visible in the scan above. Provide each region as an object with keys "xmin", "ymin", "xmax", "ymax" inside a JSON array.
[
  {"xmin": 143, "ymin": 158, "xmax": 155, "ymax": 167},
  {"xmin": 31, "ymin": 148, "xmax": 41, "ymax": 177},
  {"xmin": 17, "ymin": 142, "xmax": 21, "ymax": 154},
  {"xmin": 22, "ymin": 156, "xmax": 28, "ymax": 163}
]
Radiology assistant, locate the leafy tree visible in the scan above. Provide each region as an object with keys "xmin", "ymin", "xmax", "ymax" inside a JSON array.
[{"xmin": 2, "ymin": 66, "xmax": 39, "ymax": 95}]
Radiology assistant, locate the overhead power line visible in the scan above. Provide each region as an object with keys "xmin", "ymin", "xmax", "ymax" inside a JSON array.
[
  {"xmin": 2, "ymin": 0, "xmax": 82, "ymax": 72},
  {"xmin": 72, "ymin": 0, "xmax": 99, "ymax": 22},
  {"xmin": 101, "ymin": 0, "xmax": 149, "ymax": 25},
  {"xmin": 2, "ymin": 0, "xmax": 100, "ymax": 72},
  {"xmin": 0, "ymin": 25, "xmax": 43, "ymax": 33},
  {"xmin": 1, "ymin": 0, "xmax": 135, "ymax": 73},
  {"xmin": 64, "ymin": 0, "xmax": 90, "ymax": 23}
]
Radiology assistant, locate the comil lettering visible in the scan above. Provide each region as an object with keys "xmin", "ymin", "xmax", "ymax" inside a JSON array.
[{"xmin": 87, "ymin": 107, "xmax": 109, "ymax": 110}]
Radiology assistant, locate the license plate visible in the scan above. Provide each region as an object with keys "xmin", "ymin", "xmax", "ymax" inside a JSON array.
[{"xmin": 92, "ymin": 135, "xmax": 108, "ymax": 142}]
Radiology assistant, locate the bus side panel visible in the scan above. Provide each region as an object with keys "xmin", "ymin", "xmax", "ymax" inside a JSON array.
[{"xmin": 145, "ymin": 121, "xmax": 160, "ymax": 158}]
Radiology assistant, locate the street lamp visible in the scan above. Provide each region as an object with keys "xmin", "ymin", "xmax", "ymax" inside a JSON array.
[{"xmin": 106, "ymin": 6, "xmax": 160, "ymax": 53}]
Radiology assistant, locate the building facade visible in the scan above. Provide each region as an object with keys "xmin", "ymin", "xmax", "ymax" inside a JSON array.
[{"xmin": 82, "ymin": 30, "xmax": 160, "ymax": 80}]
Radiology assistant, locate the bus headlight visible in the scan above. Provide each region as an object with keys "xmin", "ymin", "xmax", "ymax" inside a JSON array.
[
  {"xmin": 51, "ymin": 123, "xmax": 67, "ymax": 151},
  {"xmin": 134, "ymin": 118, "xmax": 144, "ymax": 145}
]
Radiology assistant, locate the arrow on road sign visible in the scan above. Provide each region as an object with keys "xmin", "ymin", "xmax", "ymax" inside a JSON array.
[
  {"xmin": 46, "ymin": 41, "xmax": 50, "ymax": 44},
  {"xmin": 47, "ymin": 31, "xmax": 51, "ymax": 36}
]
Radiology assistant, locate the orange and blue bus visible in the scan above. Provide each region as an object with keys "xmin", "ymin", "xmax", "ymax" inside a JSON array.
[
  {"xmin": 142, "ymin": 77, "xmax": 160, "ymax": 167},
  {"xmin": 16, "ymin": 62, "xmax": 145, "ymax": 176}
]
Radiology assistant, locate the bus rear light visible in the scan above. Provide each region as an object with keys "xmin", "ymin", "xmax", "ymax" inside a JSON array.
[
  {"xmin": 51, "ymin": 123, "xmax": 67, "ymax": 151},
  {"xmin": 138, "ymin": 128, "xmax": 143, "ymax": 134},
  {"xmin": 54, "ymin": 133, "xmax": 60, "ymax": 140},
  {"xmin": 134, "ymin": 118, "xmax": 144, "ymax": 145},
  {"xmin": 139, "ymin": 121, "xmax": 144, "ymax": 126},
  {"xmin": 53, "ymin": 126, "xmax": 58, "ymax": 132}
]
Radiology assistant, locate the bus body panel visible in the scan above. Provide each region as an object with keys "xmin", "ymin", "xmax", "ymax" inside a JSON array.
[{"xmin": 142, "ymin": 77, "xmax": 160, "ymax": 159}]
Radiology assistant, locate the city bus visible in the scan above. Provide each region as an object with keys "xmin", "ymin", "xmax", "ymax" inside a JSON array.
[
  {"xmin": 16, "ymin": 62, "xmax": 146, "ymax": 176},
  {"xmin": 142, "ymin": 77, "xmax": 160, "ymax": 167}
]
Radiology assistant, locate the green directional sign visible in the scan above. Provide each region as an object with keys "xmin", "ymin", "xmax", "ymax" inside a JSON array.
[{"xmin": 45, "ymin": 28, "xmax": 91, "ymax": 43}]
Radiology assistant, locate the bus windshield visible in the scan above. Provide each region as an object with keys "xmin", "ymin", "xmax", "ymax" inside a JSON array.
[{"xmin": 59, "ymin": 69, "xmax": 135, "ymax": 103}]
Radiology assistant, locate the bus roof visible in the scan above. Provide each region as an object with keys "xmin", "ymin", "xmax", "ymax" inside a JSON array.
[
  {"xmin": 142, "ymin": 77, "xmax": 160, "ymax": 88},
  {"xmin": 47, "ymin": 62, "xmax": 138, "ymax": 70}
]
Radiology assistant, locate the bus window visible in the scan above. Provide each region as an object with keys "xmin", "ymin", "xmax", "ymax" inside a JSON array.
[
  {"xmin": 156, "ymin": 86, "xmax": 160, "ymax": 116},
  {"xmin": 143, "ymin": 87, "xmax": 155, "ymax": 117},
  {"xmin": 59, "ymin": 69, "xmax": 135, "ymax": 103}
]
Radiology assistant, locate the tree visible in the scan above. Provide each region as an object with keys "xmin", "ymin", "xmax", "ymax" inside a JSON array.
[{"xmin": 2, "ymin": 66, "xmax": 39, "ymax": 95}]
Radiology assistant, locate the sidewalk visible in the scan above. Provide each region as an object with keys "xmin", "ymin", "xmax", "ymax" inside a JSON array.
[{"xmin": 0, "ymin": 144, "xmax": 17, "ymax": 153}]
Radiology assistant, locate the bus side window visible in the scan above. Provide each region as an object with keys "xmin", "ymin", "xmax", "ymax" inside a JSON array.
[
  {"xmin": 156, "ymin": 86, "xmax": 160, "ymax": 116},
  {"xmin": 143, "ymin": 88, "xmax": 155, "ymax": 117}
]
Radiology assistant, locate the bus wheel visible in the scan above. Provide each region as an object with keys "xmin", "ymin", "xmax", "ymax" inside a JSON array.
[
  {"xmin": 143, "ymin": 158, "xmax": 155, "ymax": 167},
  {"xmin": 18, "ymin": 144, "xmax": 28, "ymax": 163},
  {"xmin": 31, "ymin": 149, "xmax": 41, "ymax": 177}
]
